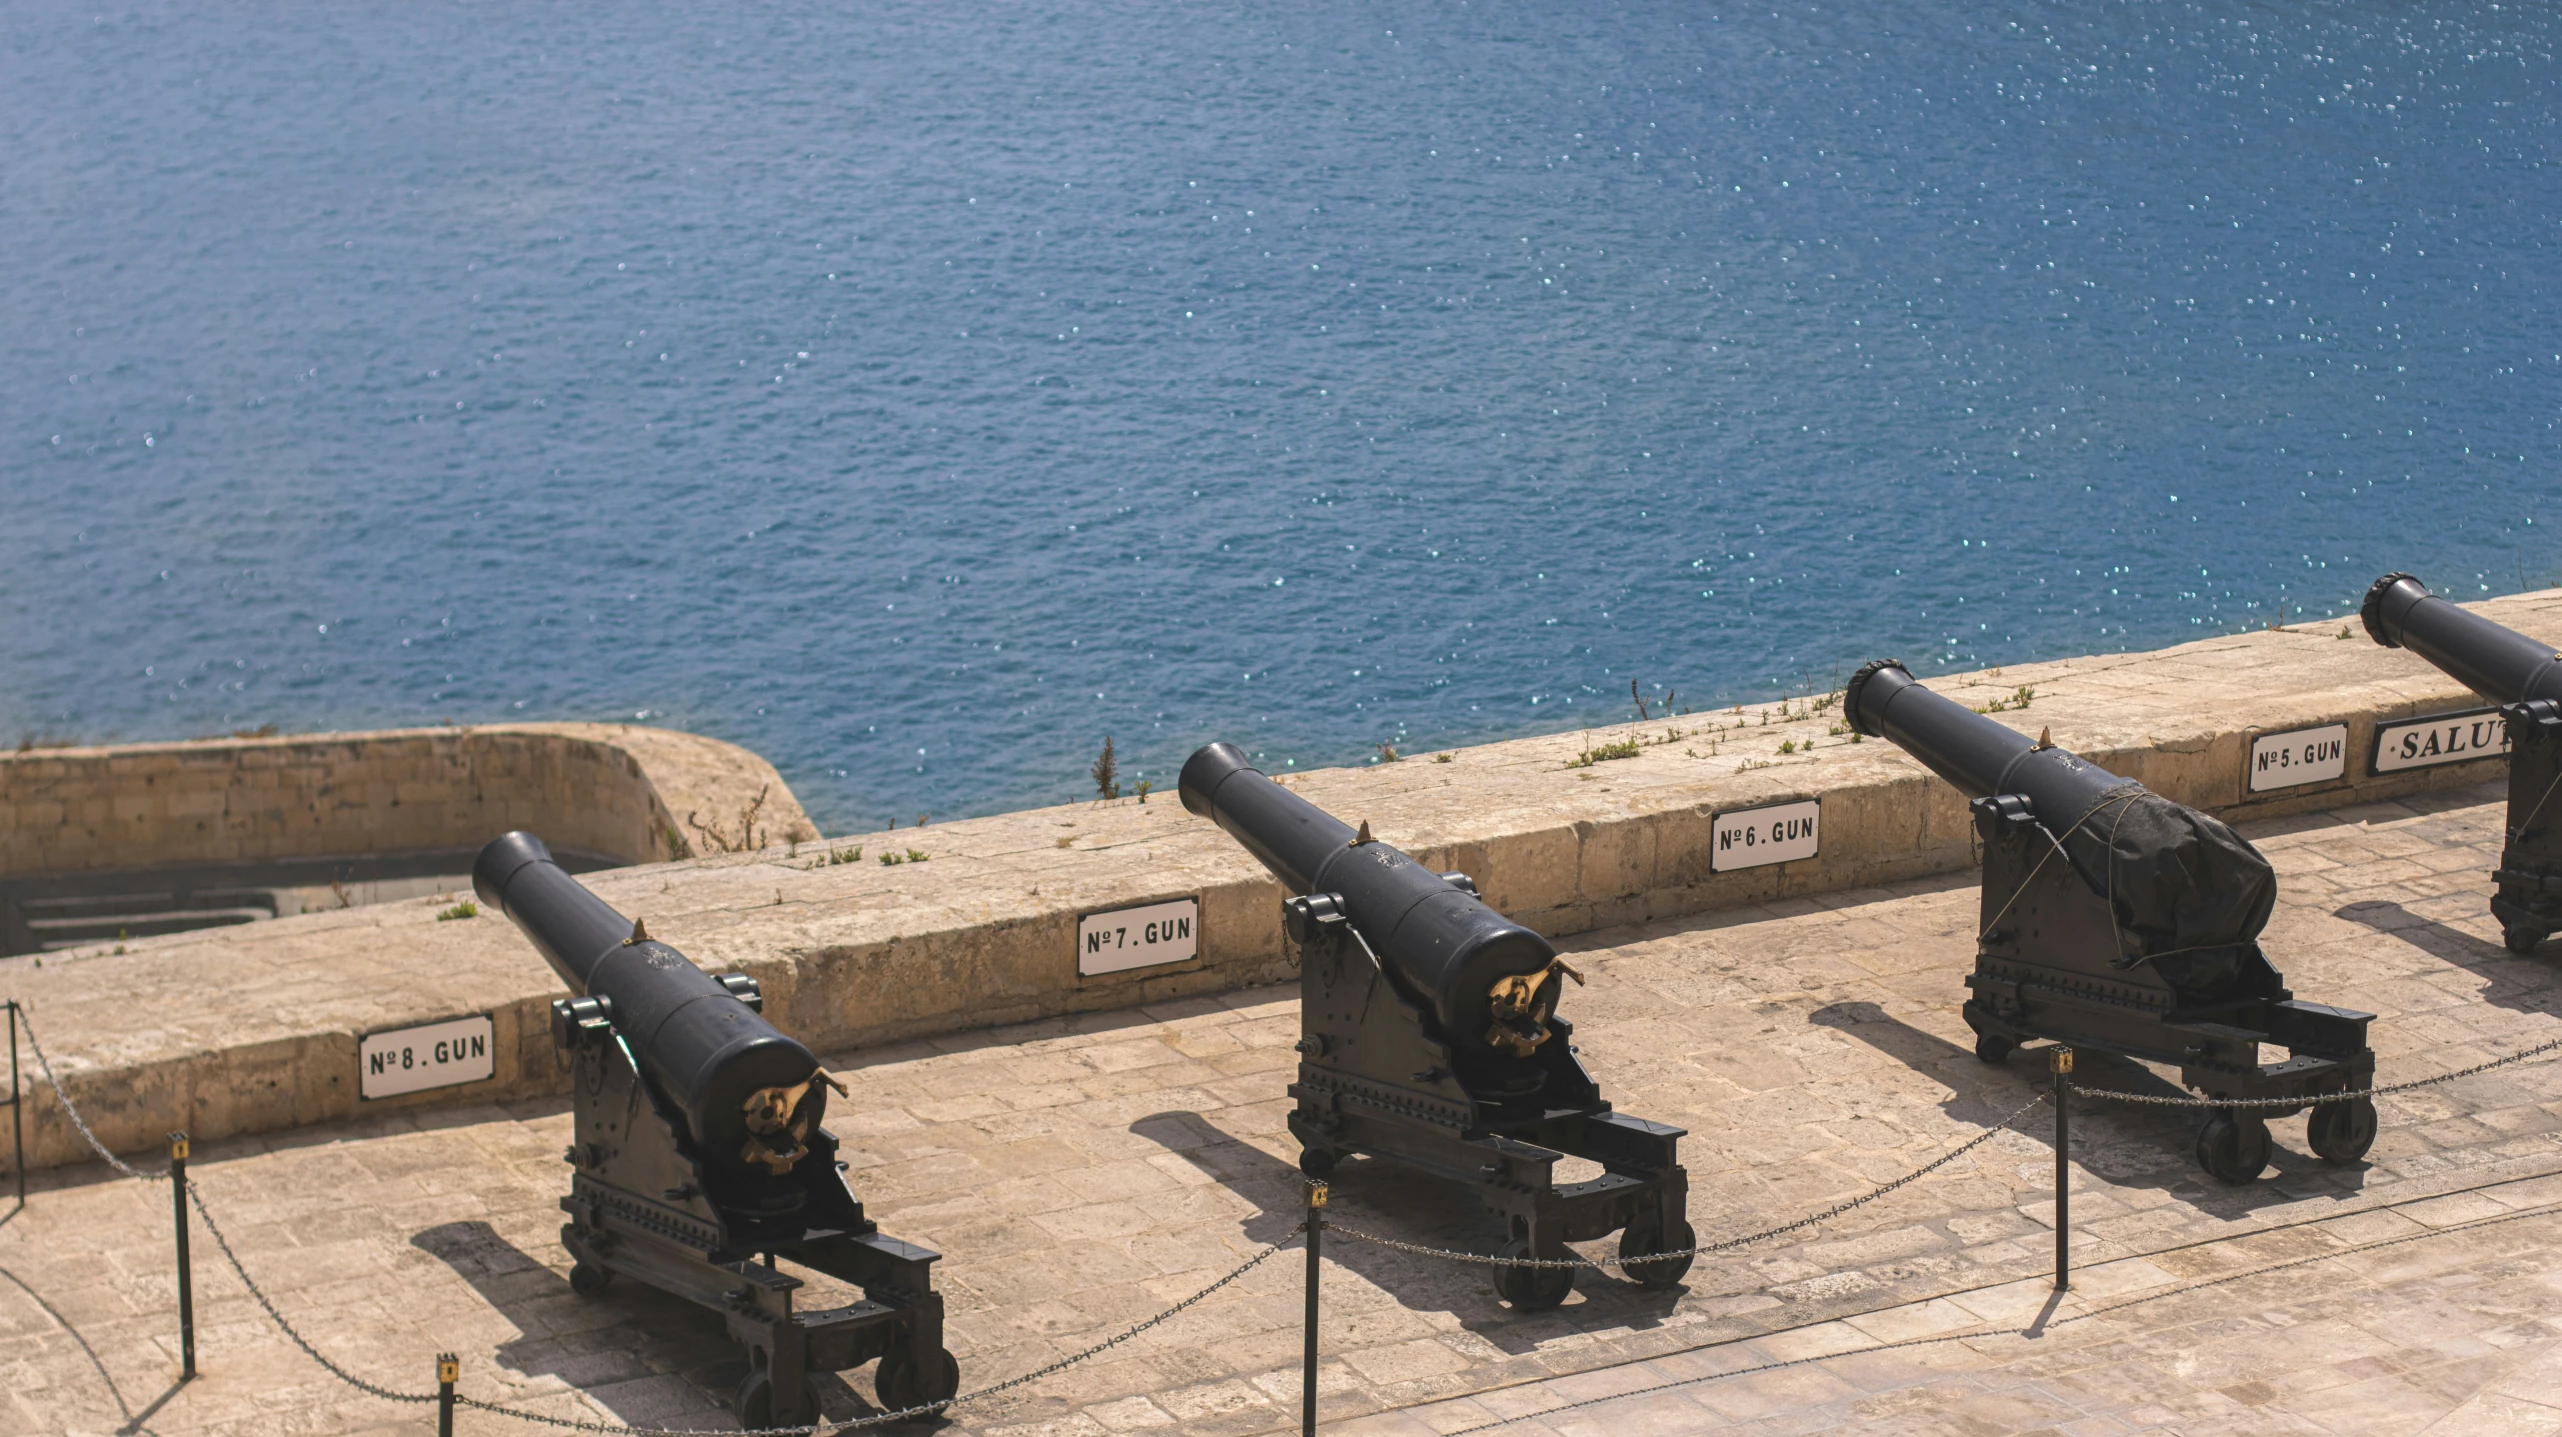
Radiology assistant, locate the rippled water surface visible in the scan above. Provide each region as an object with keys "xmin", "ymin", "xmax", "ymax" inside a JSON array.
[{"xmin": 4, "ymin": 1, "xmax": 2556, "ymax": 831}]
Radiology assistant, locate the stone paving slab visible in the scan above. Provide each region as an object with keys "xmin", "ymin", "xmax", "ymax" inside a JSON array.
[
  {"xmin": 1328, "ymin": 1181, "xmax": 2562, "ymax": 1437},
  {"xmin": 4, "ymin": 784, "xmax": 2560, "ymax": 1435}
]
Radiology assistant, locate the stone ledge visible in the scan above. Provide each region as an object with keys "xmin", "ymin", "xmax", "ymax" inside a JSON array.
[
  {"xmin": 4, "ymin": 591, "xmax": 2556, "ymax": 1172},
  {"xmin": 0, "ymin": 721, "xmax": 815, "ymax": 878}
]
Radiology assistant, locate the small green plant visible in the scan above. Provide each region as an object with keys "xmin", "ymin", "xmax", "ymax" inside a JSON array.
[
  {"xmin": 1092, "ymin": 736, "xmax": 1120, "ymax": 800},
  {"xmin": 436, "ymin": 900, "xmax": 479, "ymax": 921},
  {"xmin": 1851, "ymin": 732, "xmax": 1864, "ymax": 743},
  {"xmin": 1432, "ymin": 752, "xmax": 1454, "ymax": 764},
  {"xmin": 825, "ymin": 846, "xmax": 865, "ymax": 866},
  {"xmin": 1565, "ymin": 738, "xmax": 1642, "ymax": 769},
  {"xmin": 1376, "ymin": 743, "xmax": 1400, "ymax": 764},
  {"xmin": 1978, "ymin": 685, "xmax": 2037, "ymax": 715},
  {"xmin": 1778, "ymin": 739, "xmax": 1797, "ymax": 755},
  {"xmin": 1828, "ymin": 722, "xmax": 1849, "ymax": 736},
  {"xmin": 1737, "ymin": 758, "xmax": 1774, "ymax": 771},
  {"xmin": 905, "ymin": 847, "xmax": 929, "ymax": 863},
  {"xmin": 879, "ymin": 851, "xmax": 905, "ymax": 866},
  {"xmin": 1135, "ymin": 779, "xmax": 1153, "ymax": 803}
]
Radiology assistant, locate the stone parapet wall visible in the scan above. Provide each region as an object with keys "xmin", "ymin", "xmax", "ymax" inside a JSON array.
[
  {"xmin": 0, "ymin": 722, "xmax": 817, "ymax": 878},
  {"xmin": 4, "ymin": 590, "xmax": 2557, "ymax": 1172}
]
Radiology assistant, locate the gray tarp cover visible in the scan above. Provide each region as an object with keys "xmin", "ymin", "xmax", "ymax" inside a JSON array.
[{"xmin": 2057, "ymin": 784, "xmax": 2279, "ymax": 996}]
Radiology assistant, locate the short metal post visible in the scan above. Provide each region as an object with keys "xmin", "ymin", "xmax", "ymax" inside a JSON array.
[
  {"xmin": 438, "ymin": 1352, "xmax": 458, "ymax": 1436},
  {"xmin": 1304, "ymin": 1181, "xmax": 1325, "ymax": 1437},
  {"xmin": 7, "ymin": 1002, "xmax": 23, "ymax": 1208},
  {"xmin": 2051, "ymin": 1048, "xmax": 2072, "ymax": 1293},
  {"xmin": 171, "ymin": 1132, "xmax": 196, "ymax": 1380}
]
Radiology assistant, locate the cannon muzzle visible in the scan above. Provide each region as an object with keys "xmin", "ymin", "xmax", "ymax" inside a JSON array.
[
  {"xmin": 1180, "ymin": 742, "xmax": 1567, "ymax": 1060},
  {"xmin": 2362, "ymin": 573, "xmax": 2562, "ymax": 705},
  {"xmin": 474, "ymin": 832, "xmax": 827, "ymax": 1180}
]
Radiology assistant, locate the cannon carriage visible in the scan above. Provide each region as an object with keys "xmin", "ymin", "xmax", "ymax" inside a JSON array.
[
  {"xmin": 1180, "ymin": 743, "xmax": 1691, "ymax": 1309},
  {"xmin": 1844, "ymin": 661, "xmax": 2378, "ymax": 1184},
  {"xmin": 2363, "ymin": 573, "xmax": 2562, "ymax": 955},
  {"xmin": 473, "ymin": 832, "xmax": 957, "ymax": 1426}
]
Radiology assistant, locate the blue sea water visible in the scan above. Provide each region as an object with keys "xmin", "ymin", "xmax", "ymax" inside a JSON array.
[{"xmin": 2, "ymin": 1, "xmax": 2555, "ymax": 834}]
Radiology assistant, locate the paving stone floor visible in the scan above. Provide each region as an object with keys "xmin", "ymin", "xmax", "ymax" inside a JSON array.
[{"xmin": 5, "ymin": 782, "xmax": 2561, "ymax": 1436}]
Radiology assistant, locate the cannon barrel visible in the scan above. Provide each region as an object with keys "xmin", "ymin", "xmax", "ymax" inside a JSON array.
[
  {"xmin": 1844, "ymin": 659, "xmax": 2277, "ymax": 992},
  {"xmin": 1843, "ymin": 658, "xmax": 2127, "ymax": 820},
  {"xmin": 2362, "ymin": 573, "xmax": 2562, "ymax": 705},
  {"xmin": 473, "ymin": 831, "xmax": 825, "ymax": 1175},
  {"xmin": 1180, "ymin": 742, "xmax": 1561, "ymax": 1058}
]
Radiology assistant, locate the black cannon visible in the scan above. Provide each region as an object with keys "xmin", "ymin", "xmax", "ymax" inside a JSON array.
[
  {"xmin": 472, "ymin": 832, "xmax": 957, "ymax": 1425},
  {"xmin": 1179, "ymin": 743, "xmax": 1690, "ymax": 1309},
  {"xmin": 2363, "ymin": 573, "xmax": 2562, "ymax": 954},
  {"xmin": 1844, "ymin": 662, "xmax": 2378, "ymax": 1184}
]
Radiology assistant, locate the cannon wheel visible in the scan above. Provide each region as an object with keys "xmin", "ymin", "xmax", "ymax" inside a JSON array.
[
  {"xmin": 2307, "ymin": 1097, "xmax": 2379, "ymax": 1165},
  {"xmin": 1298, "ymin": 1147, "xmax": 1340, "ymax": 1180},
  {"xmin": 1491, "ymin": 1238, "xmax": 1574, "ymax": 1311},
  {"xmin": 1973, "ymin": 1032, "xmax": 2015, "ymax": 1066},
  {"xmin": 1616, "ymin": 1213, "xmax": 1696, "ymax": 1290},
  {"xmin": 733, "ymin": 1369, "xmax": 820, "ymax": 1429},
  {"xmin": 2194, "ymin": 1111, "xmax": 2272, "ymax": 1185},
  {"xmin": 567, "ymin": 1262, "xmax": 611, "ymax": 1298},
  {"xmin": 2503, "ymin": 922, "xmax": 2548, "ymax": 956},
  {"xmin": 876, "ymin": 1345, "xmax": 961, "ymax": 1413}
]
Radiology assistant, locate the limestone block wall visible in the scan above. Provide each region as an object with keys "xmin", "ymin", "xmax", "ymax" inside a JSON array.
[{"xmin": 0, "ymin": 722, "xmax": 817, "ymax": 877}]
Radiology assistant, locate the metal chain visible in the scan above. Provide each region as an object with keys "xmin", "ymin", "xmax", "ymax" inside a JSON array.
[
  {"xmin": 184, "ymin": 1184, "xmax": 434, "ymax": 1404},
  {"xmin": 15, "ymin": 1004, "xmax": 169, "ymax": 1182},
  {"xmin": 444, "ymin": 1229, "xmax": 1301, "ymax": 1434},
  {"xmin": 1326, "ymin": 1092, "xmax": 2050, "ymax": 1270},
  {"xmin": 16, "ymin": 999, "xmax": 1307, "ymax": 1434},
  {"xmin": 180, "ymin": 1137, "xmax": 1300, "ymax": 1437},
  {"xmin": 2071, "ymin": 1032, "xmax": 2562, "ymax": 1111},
  {"xmin": 935, "ymin": 1226, "xmax": 1300, "ymax": 1406}
]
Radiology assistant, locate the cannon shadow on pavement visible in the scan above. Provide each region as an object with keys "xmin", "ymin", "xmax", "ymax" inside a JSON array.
[
  {"xmin": 2335, "ymin": 900, "xmax": 2562, "ymax": 1016},
  {"xmin": 410, "ymin": 1221, "xmax": 880, "ymax": 1426},
  {"xmin": 1806, "ymin": 1000, "xmax": 2368, "ymax": 1210},
  {"xmin": 1129, "ymin": 1111, "xmax": 1683, "ymax": 1355}
]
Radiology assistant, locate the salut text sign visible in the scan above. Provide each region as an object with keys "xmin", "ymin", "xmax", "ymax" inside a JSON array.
[
  {"xmin": 358, "ymin": 1014, "xmax": 495, "ymax": 1100},
  {"xmin": 2372, "ymin": 707, "xmax": 2510, "ymax": 775},
  {"xmin": 1710, "ymin": 798, "xmax": 1821, "ymax": 872},
  {"xmin": 1077, "ymin": 897, "xmax": 1200, "ymax": 977},
  {"xmin": 2246, "ymin": 723, "xmax": 2349, "ymax": 794}
]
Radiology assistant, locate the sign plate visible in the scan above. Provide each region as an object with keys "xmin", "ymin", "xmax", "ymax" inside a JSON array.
[
  {"xmin": 1710, "ymin": 798, "xmax": 1821, "ymax": 872},
  {"xmin": 2247, "ymin": 723, "xmax": 2349, "ymax": 793},
  {"xmin": 359, "ymin": 1014, "xmax": 495, "ymax": 1100},
  {"xmin": 2372, "ymin": 707, "xmax": 2510, "ymax": 775},
  {"xmin": 1078, "ymin": 897, "xmax": 1199, "ymax": 977}
]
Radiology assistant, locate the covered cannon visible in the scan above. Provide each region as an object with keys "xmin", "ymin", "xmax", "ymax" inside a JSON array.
[
  {"xmin": 1180, "ymin": 743, "xmax": 1690, "ymax": 1309},
  {"xmin": 2363, "ymin": 573, "xmax": 2562, "ymax": 953},
  {"xmin": 1844, "ymin": 662, "xmax": 2377, "ymax": 1184},
  {"xmin": 474, "ymin": 832, "xmax": 956, "ymax": 1426}
]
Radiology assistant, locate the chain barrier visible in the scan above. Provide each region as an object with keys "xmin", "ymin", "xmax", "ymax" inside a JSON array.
[
  {"xmin": 26, "ymin": 978, "xmax": 2562, "ymax": 1429},
  {"xmin": 17, "ymin": 1005, "xmax": 169, "ymax": 1182},
  {"xmin": 183, "ymin": 1183, "xmax": 436, "ymax": 1406},
  {"xmin": 1325, "ymin": 1091, "xmax": 2050, "ymax": 1271},
  {"xmin": 15, "ymin": 999, "xmax": 1303, "ymax": 1434},
  {"xmin": 441, "ymin": 1232, "xmax": 1303, "ymax": 1435},
  {"xmin": 2071, "ymin": 1032, "xmax": 2562, "ymax": 1111}
]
